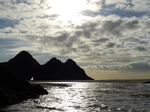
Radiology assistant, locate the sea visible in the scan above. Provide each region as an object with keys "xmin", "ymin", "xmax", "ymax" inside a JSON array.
[{"xmin": 1, "ymin": 81, "xmax": 150, "ymax": 112}]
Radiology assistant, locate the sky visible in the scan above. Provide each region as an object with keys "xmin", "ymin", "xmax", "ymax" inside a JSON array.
[{"xmin": 0, "ymin": 0, "xmax": 150, "ymax": 80}]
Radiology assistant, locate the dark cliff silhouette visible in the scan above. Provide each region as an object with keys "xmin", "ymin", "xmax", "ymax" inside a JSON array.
[
  {"xmin": 64, "ymin": 59, "xmax": 92, "ymax": 80},
  {"xmin": 34, "ymin": 57, "xmax": 65, "ymax": 80},
  {"xmin": 34, "ymin": 58, "xmax": 93, "ymax": 80},
  {"xmin": 1, "ymin": 51, "xmax": 40, "ymax": 80},
  {"xmin": 0, "ymin": 51, "xmax": 93, "ymax": 80},
  {"xmin": 0, "ymin": 65, "xmax": 48, "ymax": 106},
  {"xmin": 0, "ymin": 51, "xmax": 93, "ymax": 106}
]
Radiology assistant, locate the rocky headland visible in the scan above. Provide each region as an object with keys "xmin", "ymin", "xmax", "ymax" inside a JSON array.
[
  {"xmin": 34, "ymin": 57, "xmax": 93, "ymax": 80},
  {"xmin": 0, "ymin": 65, "xmax": 48, "ymax": 106},
  {"xmin": 0, "ymin": 51, "xmax": 93, "ymax": 106},
  {"xmin": 0, "ymin": 51, "xmax": 93, "ymax": 80}
]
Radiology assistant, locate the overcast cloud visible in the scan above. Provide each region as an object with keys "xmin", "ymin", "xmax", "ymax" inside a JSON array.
[{"xmin": 0, "ymin": 0, "xmax": 150, "ymax": 79}]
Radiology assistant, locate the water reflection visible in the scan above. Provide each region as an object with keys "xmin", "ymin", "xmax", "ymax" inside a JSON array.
[
  {"xmin": 38, "ymin": 82, "xmax": 112, "ymax": 112},
  {"xmin": 38, "ymin": 82, "xmax": 94, "ymax": 112},
  {"xmin": 2, "ymin": 82, "xmax": 150, "ymax": 112}
]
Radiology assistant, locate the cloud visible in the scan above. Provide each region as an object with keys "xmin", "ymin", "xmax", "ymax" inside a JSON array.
[
  {"xmin": 0, "ymin": 14, "xmax": 149, "ymax": 57},
  {"xmin": 0, "ymin": 0, "xmax": 150, "ymax": 79},
  {"xmin": 119, "ymin": 37, "xmax": 140, "ymax": 42},
  {"xmin": 105, "ymin": 42, "xmax": 115, "ymax": 48},
  {"xmin": 134, "ymin": 47, "xmax": 147, "ymax": 52},
  {"xmin": 73, "ymin": 15, "xmax": 150, "ymax": 39},
  {"xmin": 82, "ymin": 0, "xmax": 150, "ymax": 18},
  {"xmin": 75, "ymin": 21, "xmax": 99, "ymax": 38},
  {"xmin": 101, "ymin": 19, "xmax": 123, "ymax": 36},
  {"xmin": 85, "ymin": 62, "xmax": 150, "ymax": 73},
  {"xmin": 96, "ymin": 38, "xmax": 109, "ymax": 43},
  {"xmin": 0, "ymin": 0, "xmax": 52, "ymax": 20},
  {"xmin": 124, "ymin": 20, "xmax": 139, "ymax": 29},
  {"xmin": 104, "ymin": 0, "xmax": 150, "ymax": 12},
  {"xmin": 5, "ymin": 14, "xmax": 147, "ymax": 67},
  {"xmin": 0, "ymin": 1, "xmax": 149, "ymax": 39},
  {"xmin": 87, "ymin": 0, "xmax": 103, "ymax": 12},
  {"xmin": 127, "ymin": 62, "xmax": 150, "ymax": 72}
]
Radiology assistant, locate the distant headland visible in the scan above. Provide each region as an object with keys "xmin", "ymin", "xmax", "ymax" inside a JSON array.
[{"xmin": 0, "ymin": 50, "xmax": 93, "ymax": 80}]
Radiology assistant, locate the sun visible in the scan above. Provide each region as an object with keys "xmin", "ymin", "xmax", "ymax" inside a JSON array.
[
  {"xmin": 48, "ymin": 0, "xmax": 88, "ymax": 23},
  {"xmin": 50, "ymin": 0, "xmax": 87, "ymax": 15}
]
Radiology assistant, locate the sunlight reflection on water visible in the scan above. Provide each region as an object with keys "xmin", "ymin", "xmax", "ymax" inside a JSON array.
[
  {"xmin": 39, "ymin": 83, "xmax": 93, "ymax": 112},
  {"xmin": 2, "ymin": 82, "xmax": 150, "ymax": 112}
]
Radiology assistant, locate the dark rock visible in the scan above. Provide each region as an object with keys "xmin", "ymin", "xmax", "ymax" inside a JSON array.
[
  {"xmin": 4, "ymin": 51, "xmax": 40, "ymax": 80},
  {"xmin": 143, "ymin": 81, "xmax": 150, "ymax": 83},
  {"xmin": 34, "ymin": 57, "xmax": 65, "ymax": 80},
  {"xmin": 34, "ymin": 57, "xmax": 93, "ymax": 80},
  {"xmin": 0, "ymin": 50, "xmax": 94, "ymax": 106},
  {"xmin": 64, "ymin": 59, "xmax": 93, "ymax": 80},
  {"xmin": 33, "ymin": 84, "xmax": 48, "ymax": 95},
  {"xmin": 0, "ymin": 51, "xmax": 93, "ymax": 80},
  {"xmin": 0, "ymin": 65, "xmax": 48, "ymax": 106}
]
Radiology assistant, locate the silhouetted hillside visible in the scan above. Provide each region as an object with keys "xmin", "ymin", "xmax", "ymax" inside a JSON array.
[
  {"xmin": 34, "ymin": 58, "xmax": 93, "ymax": 80},
  {"xmin": 34, "ymin": 57, "xmax": 65, "ymax": 80},
  {"xmin": 0, "ymin": 51, "xmax": 93, "ymax": 80},
  {"xmin": 0, "ymin": 51, "xmax": 49, "ymax": 106},
  {"xmin": 64, "ymin": 59, "xmax": 92, "ymax": 80},
  {"xmin": 1, "ymin": 51, "xmax": 40, "ymax": 80}
]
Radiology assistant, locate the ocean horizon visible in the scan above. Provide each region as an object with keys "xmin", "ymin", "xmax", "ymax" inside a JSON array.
[{"xmin": 30, "ymin": 79, "xmax": 150, "ymax": 83}]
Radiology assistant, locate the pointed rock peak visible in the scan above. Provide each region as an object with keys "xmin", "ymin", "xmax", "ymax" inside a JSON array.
[
  {"xmin": 65, "ymin": 59, "xmax": 76, "ymax": 65},
  {"xmin": 16, "ymin": 51, "xmax": 32, "ymax": 58},
  {"xmin": 50, "ymin": 57, "xmax": 61, "ymax": 62},
  {"xmin": 44, "ymin": 57, "xmax": 62, "ymax": 65},
  {"xmin": 8, "ymin": 51, "xmax": 33, "ymax": 62},
  {"xmin": 50, "ymin": 57, "xmax": 58, "ymax": 61}
]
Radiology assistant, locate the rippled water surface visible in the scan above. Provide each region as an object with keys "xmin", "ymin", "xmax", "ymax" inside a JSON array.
[{"xmin": 1, "ymin": 81, "xmax": 150, "ymax": 112}]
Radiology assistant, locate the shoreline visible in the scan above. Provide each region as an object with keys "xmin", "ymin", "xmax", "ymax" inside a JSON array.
[{"xmin": 30, "ymin": 79, "xmax": 150, "ymax": 83}]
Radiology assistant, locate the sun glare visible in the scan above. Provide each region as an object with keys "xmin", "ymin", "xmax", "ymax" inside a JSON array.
[{"xmin": 48, "ymin": 0, "xmax": 88, "ymax": 23}]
